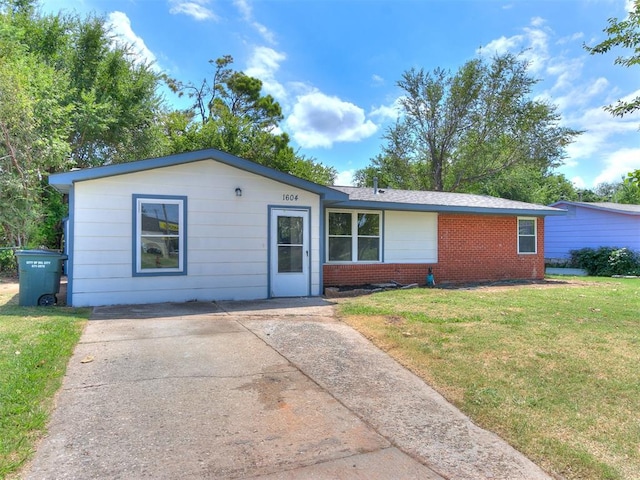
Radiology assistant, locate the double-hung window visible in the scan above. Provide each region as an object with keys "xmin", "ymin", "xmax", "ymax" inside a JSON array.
[
  {"xmin": 517, "ymin": 217, "xmax": 537, "ymax": 254},
  {"xmin": 133, "ymin": 195, "xmax": 187, "ymax": 275},
  {"xmin": 327, "ymin": 210, "xmax": 381, "ymax": 262}
]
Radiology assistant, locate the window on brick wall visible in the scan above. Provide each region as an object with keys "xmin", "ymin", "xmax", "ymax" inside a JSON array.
[
  {"xmin": 517, "ymin": 217, "xmax": 537, "ymax": 254},
  {"xmin": 327, "ymin": 210, "xmax": 381, "ymax": 262}
]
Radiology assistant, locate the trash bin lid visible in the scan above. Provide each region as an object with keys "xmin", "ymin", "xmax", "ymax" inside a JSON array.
[
  {"xmin": 15, "ymin": 249, "xmax": 65, "ymax": 255},
  {"xmin": 15, "ymin": 250, "xmax": 67, "ymax": 260}
]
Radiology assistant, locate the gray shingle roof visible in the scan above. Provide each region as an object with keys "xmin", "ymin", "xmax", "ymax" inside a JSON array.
[
  {"xmin": 550, "ymin": 201, "xmax": 640, "ymax": 215},
  {"xmin": 330, "ymin": 186, "xmax": 565, "ymax": 216}
]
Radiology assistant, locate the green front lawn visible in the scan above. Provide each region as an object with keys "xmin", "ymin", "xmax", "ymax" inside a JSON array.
[
  {"xmin": 337, "ymin": 277, "xmax": 640, "ymax": 480},
  {"xmin": 0, "ymin": 281, "xmax": 88, "ymax": 478}
]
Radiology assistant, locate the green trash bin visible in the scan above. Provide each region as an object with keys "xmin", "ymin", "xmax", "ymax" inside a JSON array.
[{"xmin": 15, "ymin": 250, "xmax": 67, "ymax": 306}]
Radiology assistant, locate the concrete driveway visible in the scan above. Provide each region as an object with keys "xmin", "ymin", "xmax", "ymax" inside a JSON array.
[{"xmin": 24, "ymin": 298, "xmax": 550, "ymax": 479}]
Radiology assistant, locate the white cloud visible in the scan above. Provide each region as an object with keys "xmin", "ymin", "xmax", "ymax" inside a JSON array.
[
  {"xmin": 546, "ymin": 76, "xmax": 609, "ymax": 112},
  {"xmin": 563, "ymin": 104, "xmax": 639, "ymax": 162},
  {"xmin": 571, "ymin": 176, "xmax": 586, "ymax": 189},
  {"xmin": 585, "ymin": 77, "xmax": 610, "ymax": 99},
  {"xmin": 234, "ymin": 0, "xmax": 276, "ymax": 44},
  {"xmin": 521, "ymin": 26, "xmax": 550, "ymax": 73},
  {"xmin": 547, "ymin": 57, "xmax": 583, "ymax": 92},
  {"xmin": 593, "ymin": 148, "xmax": 640, "ymax": 185},
  {"xmin": 244, "ymin": 47, "xmax": 379, "ymax": 151},
  {"xmin": 531, "ymin": 16, "xmax": 545, "ymax": 27},
  {"xmin": 169, "ymin": 1, "xmax": 217, "ymax": 21},
  {"xmin": 478, "ymin": 18, "xmax": 550, "ymax": 73},
  {"xmin": 335, "ymin": 169, "xmax": 356, "ymax": 186},
  {"xmin": 370, "ymin": 100, "xmax": 401, "ymax": 122},
  {"xmin": 557, "ymin": 32, "xmax": 584, "ymax": 45},
  {"xmin": 286, "ymin": 92, "xmax": 378, "ymax": 148},
  {"xmin": 245, "ymin": 47, "xmax": 287, "ymax": 101},
  {"xmin": 106, "ymin": 12, "xmax": 159, "ymax": 70},
  {"xmin": 480, "ymin": 35, "xmax": 524, "ymax": 55}
]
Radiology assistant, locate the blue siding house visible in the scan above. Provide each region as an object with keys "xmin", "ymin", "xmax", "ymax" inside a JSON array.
[{"xmin": 544, "ymin": 201, "xmax": 640, "ymax": 260}]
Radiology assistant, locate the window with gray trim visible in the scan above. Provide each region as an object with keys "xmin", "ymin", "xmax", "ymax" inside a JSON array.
[
  {"xmin": 517, "ymin": 217, "xmax": 537, "ymax": 254},
  {"xmin": 327, "ymin": 210, "xmax": 381, "ymax": 262},
  {"xmin": 134, "ymin": 195, "xmax": 187, "ymax": 275}
]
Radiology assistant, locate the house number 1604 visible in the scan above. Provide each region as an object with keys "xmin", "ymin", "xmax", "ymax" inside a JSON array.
[{"xmin": 282, "ymin": 194, "xmax": 299, "ymax": 201}]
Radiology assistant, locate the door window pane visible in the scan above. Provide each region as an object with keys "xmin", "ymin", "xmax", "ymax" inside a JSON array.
[
  {"xmin": 278, "ymin": 246, "xmax": 303, "ymax": 273},
  {"xmin": 278, "ymin": 216, "xmax": 303, "ymax": 244}
]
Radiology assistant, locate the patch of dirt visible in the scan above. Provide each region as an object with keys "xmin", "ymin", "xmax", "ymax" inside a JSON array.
[
  {"xmin": 327, "ymin": 278, "xmax": 595, "ymax": 297},
  {"xmin": 0, "ymin": 277, "xmax": 19, "ymax": 295},
  {"xmin": 385, "ymin": 315, "xmax": 406, "ymax": 326},
  {"xmin": 467, "ymin": 278, "xmax": 615, "ymax": 292},
  {"xmin": 439, "ymin": 278, "xmax": 584, "ymax": 292}
]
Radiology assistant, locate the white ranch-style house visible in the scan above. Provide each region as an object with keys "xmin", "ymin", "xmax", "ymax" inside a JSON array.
[{"xmin": 49, "ymin": 148, "xmax": 564, "ymax": 307}]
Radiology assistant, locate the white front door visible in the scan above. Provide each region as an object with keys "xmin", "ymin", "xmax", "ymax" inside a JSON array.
[{"xmin": 270, "ymin": 208, "xmax": 309, "ymax": 297}]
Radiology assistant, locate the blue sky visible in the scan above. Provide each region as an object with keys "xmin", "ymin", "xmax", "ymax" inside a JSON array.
[{"xmin": 42, "ymin": 0, "xmax": 640, "ymax": 190}]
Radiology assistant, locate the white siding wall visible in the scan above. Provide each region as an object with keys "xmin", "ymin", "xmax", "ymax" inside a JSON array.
[
  {"xmin": 71, "ymin": 160, "xmax": 321, "ymax": 306},
  {"xmin": 384, "ymin": 211, "xmax": 438, "ymax": 262}
]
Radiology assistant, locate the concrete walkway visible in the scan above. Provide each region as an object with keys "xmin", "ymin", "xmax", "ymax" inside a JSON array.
[{"xmin": 24, "ymin": 298, "xmax": 551, "ymax": 479}]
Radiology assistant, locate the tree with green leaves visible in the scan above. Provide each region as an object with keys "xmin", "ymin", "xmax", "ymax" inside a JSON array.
[
  {"xmin": 593, "ymin": 178, "xmax": 640, "ymax": 204},
  {"xmin": 1, "ymin": 0, "xmax": 168, "ymax": 246},
  {"xmin": 355, "ymin": 53, "xmax": 580, "ymax": 197},
  {"xmin": 584, "ymin": 0, "xmax": 640, "ymax": 117},
  {"xmin": 6, "ymin": 2, "xmax": 167, "ymax": 169},
  {"xmin": 164, "ymin": 56, "xmax": 336, "ymax": 185},
  {"xmin": 585, "ymin": 1, "xmax": 640, "ymax": 189},
  {"xmin": 0, "ymin": 7, "xmax": 72, "ymax": 246}
]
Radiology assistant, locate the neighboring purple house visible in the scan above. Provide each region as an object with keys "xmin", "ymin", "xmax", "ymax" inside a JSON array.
[{"xmin": 545, "ymin": 201, "xmax": 640, "ymax": 260}]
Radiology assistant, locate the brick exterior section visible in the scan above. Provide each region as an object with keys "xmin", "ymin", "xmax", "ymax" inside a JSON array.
[{"xmin": 323, "ymin": 213, "xmax": 545, "ymax": 287}]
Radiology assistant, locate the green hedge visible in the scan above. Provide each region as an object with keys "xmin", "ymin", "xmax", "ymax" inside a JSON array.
[
  {"xmin": 569, "ymin": 247, "xmax": 640, "ymax": 276},
  {"xmin": 0, "ymin": 249, "xmax": 16, "ymax": 275}
]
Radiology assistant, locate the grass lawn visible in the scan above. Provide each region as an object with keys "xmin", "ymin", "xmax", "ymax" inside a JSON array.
[
  {"xmin": 337, "ymin": 276, "xmax": 640, "ymax": 480},
  {"xmin": 0, "ymin": 279, "xmax": 88, "ymax": 478}
]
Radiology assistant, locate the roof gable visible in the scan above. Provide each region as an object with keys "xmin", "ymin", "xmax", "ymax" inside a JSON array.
[{"xmin": 49, "ymin": 148, "xmax": 348, "ymax": 201}]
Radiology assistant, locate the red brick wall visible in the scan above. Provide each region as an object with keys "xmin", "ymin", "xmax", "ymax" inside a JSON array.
[
  {"xmin": 323, "ymin": 213, "xmax": 545, "ymax": 287},
  {"xmin": 323, "ymin": 263, "xmax": 431, "ymax": 287}
]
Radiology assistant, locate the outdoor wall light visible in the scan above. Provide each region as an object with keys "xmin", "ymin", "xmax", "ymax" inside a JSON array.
[{"xmin": 235, "ymin": 187, "xmax": 242, "ymax": 197}]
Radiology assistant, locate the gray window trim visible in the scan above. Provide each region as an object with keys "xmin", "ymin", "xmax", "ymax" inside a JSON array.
[{"xmin": 133, "ymin": 194, "xmax": 188, "ymax": 276}]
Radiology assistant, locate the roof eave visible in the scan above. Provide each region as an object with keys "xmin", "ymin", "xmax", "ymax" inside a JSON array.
[{"xmin": 549, "ymin": 201, "xmax": 640, "ymax": 216}]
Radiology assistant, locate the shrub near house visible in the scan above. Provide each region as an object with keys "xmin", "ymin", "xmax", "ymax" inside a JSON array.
[
  {"xmin": 570, "ymin": 247, "xmax": 640, "ymax": 276},
  {"xmin": 0, "ymin": 249, "xmax": 15, "ymax": 275}
]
